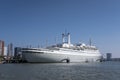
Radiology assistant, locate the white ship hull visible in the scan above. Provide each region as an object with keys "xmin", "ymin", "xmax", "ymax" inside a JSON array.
[{"xmin": 22, "ymin": 49, "xmax": 102, "ymax": 63}]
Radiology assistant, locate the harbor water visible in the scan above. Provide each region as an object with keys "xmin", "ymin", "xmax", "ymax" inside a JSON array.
[{"xmin": 0, "ymin": 62, "xmax": 120, "ymax": 80}]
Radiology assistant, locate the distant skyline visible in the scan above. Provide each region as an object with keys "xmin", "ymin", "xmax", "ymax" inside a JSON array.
[{"xmin": 0, "ymin": 0, "xmax": 120, "ymax": 58}]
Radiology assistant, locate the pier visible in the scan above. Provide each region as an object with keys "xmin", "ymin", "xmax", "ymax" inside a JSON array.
[
  {"xmin": 0, "ymin": 55, "xmax": 27, "ymax": 64},
  {"xmin": 103, "ymin": 58, "xmax": 120, "ymax": 62}
]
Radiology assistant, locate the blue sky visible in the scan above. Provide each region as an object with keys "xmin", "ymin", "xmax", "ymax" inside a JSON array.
[{"xmin": 0, "ymin": 0, "xmax": 120, "ymax": 57}]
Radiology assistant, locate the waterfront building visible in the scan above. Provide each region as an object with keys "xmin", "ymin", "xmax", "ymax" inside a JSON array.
[
  {"xmin": 106, "ymin": 53, "xmax": 112, "ymax": 61},
  {"xmin": 14, "ymin": 47, "xmax": 22, "ymax": 57},
  {"xmin": 4, "ymin": 47, "xmax": 7, "ymax": 56},
  {"xmin": 7, "ymin": 43, "xmax": 13, "ymax": 57},
  {"xmin": 0, "ymin": 40, "xmax": 4, "ymax": 56}
]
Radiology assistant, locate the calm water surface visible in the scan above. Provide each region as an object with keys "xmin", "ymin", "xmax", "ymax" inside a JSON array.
[{"xmin": 0, "ymin": 62, "xmax": 120, "ymax": 80}]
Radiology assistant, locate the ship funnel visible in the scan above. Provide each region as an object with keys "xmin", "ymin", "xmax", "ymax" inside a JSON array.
[{"xmin": 62, "ymin": 32, "xmax": 71, "ymax": 46}]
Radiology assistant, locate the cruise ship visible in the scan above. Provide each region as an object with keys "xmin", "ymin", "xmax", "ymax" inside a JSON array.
[{"xmin": 21, "ymin": 33, "xmax": 102, "ymax": 63}]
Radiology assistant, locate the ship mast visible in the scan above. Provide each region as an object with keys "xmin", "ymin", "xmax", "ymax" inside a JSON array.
[
  {"xmin": 89, "ymin": 38, "xmax": 92, "ymax": 46},
  {"xmin": 68, "ymin": 33, "xmax": 71, "ymax": 45}
]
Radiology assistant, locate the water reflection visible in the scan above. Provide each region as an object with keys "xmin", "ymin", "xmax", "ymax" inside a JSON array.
[{"xmin": 0, "ymin": 62, "xmax": 120, "ymax": 80}]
